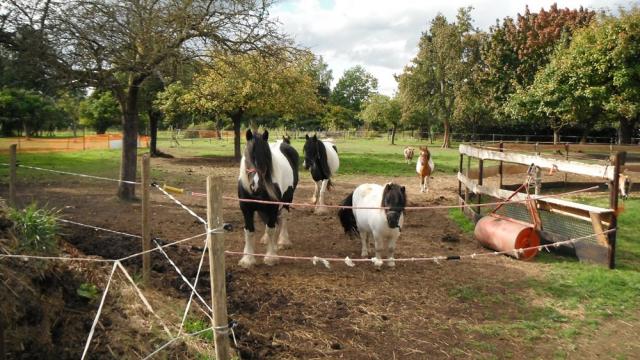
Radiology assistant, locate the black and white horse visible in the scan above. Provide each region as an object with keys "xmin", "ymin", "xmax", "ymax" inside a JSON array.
[
  {"xmin": 238, "ymin": 129, "xmax": 299, "ymax": 268},
  {"xmin": 303, "ymin": 134, "xmax": 339, "ymax": 214},
  {"xmin": 338, "ymin": 183, "xmax": 407, "ymax": 269}
]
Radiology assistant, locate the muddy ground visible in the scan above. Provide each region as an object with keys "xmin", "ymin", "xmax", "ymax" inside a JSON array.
[{"xmin": 2, "ymin": 156, "xmax": 637, "ymax": 359}]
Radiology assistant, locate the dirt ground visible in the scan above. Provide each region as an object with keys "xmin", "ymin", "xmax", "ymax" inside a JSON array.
[{"xmin": 2, "ymin": 156, "xmax": 638, "ymax": 359}]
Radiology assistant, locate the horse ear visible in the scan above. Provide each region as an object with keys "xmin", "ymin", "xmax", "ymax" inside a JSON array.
[
  {"xmin": 246, "ymin": 129, "xmax": 253, "ymax": 141},
  {"xmin": 401, "ymin": 186, "xmax": 406, "ymax": 193},
  {"xmin": 305, "ymin": 134, "xmax": 309, "ymax": 140},
  {"xmin": 263, "ymin": 129, "xmax": 269, "ymax": 141},
  {"xmin": 313, "ymin": 134, "xmax": 317, "ymax": 140}
]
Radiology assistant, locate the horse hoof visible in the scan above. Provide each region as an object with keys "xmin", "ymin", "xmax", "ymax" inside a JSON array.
[
  {"xmin": 372, "ymin": 257, "xmax": 384, "ymax": 268},
  {"xmin": 277, "ymin": 242, "xmax": 292, "ymax": 250},
  {"xmin": 387, "ymin": 260, "xmax": 396, "ymax": 268},
  {"xmin": 361, "ymin": 251, "xmax": 369, "ymax": 258},
  {"xmin": 264, "ymin": 256, "xmax": 279, "ymax": 266},
  {"xmin": 314, "ymin": 207, "xmax": 328, "ymax": 215},
  {"xmin": 238, "ymin": 256, "xmax": 256, "ymax": 268}
]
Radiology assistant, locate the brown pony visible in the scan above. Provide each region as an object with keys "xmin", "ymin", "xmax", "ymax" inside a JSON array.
[
  {"xmin": 416, "ymin": 146, "xmax": 434, "ymax": 193},
  {"xmin": 403, "ymin": 146, "xmax": 415, "ymax": 164}
]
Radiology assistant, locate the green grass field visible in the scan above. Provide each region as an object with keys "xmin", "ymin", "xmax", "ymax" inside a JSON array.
[{"xmin": 1, "ymin": 136, "xmax": 638, "ymax": 358}]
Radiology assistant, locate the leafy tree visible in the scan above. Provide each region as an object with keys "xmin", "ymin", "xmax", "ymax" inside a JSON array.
[
  {"xmin": 310, "ymin": 56, "xmax": 333, "ymax": 104},
  {"xmin": 79, "ymin": 92, "xmax": 121, "ymax": 134},
  {"xmin": 3, "ymin": 0, "xmax": 286, "ymax": 199},
  {"xmin": 481, "ymin": 4, "xmax": 595, "ymax": 127},
  {"xmin": 0, "ymin": 87, "xmax": 66, "ymax": 136},
  {"xmin": 359, "ymin": 94, "xmax": 401, "ymax": 144},
  {"xmin": 512, "ymin": 7, "xmax": 640, "ymax": 144},
  {"xmin": 322, "ymin": 104, "xmax": 356, "ymax": 130},
  {"xmin": 330, "ymin": 65, "xmax": 378, "ymax": 113},
  {"xmin": 398, "ymin": 7, "xmax": 478, "ymax": 147},
  {"xmin": 184, "ymin": 50, "xmax": 321, "ymax": 160}
]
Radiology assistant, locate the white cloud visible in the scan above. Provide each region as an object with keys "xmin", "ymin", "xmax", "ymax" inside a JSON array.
[{"xmin": 271, "ymin": 0, "xmax": 627, "ymax": 96}]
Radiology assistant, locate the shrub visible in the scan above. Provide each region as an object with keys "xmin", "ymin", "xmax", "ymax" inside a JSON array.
[{"xmin": 9, "ymin": 204, "xmax": 59, "ymax": 255}]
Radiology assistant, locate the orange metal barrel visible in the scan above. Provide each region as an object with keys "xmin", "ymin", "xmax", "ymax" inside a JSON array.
[{"xmin": 473, "ymin": 214, "xmax": 540, "ymax": 260}]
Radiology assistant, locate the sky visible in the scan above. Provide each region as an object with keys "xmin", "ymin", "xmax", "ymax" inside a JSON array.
[{"xmin": 271, "ymin": 0, "xmax": 629, "ymax": 96}]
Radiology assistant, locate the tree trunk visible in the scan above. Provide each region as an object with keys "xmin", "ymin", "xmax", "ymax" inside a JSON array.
[
  {"xmin": 441, "ymin": 120, "xmax": 451, "ymax": 148},
  {"xmin": 149, "ymin": 108, "xmax": 160, "ymax": 156},
  {"xmin": 580, "ymin": 128, "xmax": 589, "ymax": 144},
  {"xmin": 553, "ymin": 129, "xmax": 560, "ymax": 145},
  {"xmin": 117, "ymin": 84, "xmax": 141, "ymax": 200},
  {"xmin": 390, "ymin": 125, "xmax": 397, "ymax": 145},
  {"xmin": 232, "ymin": 109, "xmax": 244, "ymax": 162},
  {"xmin": 618, "ymin": 118, "xmax": 635, "ymax": 144}
]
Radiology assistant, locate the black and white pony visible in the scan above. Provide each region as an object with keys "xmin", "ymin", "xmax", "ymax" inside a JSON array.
[
  {"xmin": 338, "ymin": 183, "xmax": 407, "ymax": 269},
  {"xmin": 303, "ymin": 134, "xmax": 339, "ymax": 214},
  {"xmin": 238, "ymin": 129, "xmax": 299, "ymax": 268}
]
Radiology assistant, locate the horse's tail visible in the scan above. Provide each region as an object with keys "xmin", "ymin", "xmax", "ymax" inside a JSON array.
[{"xmin": 338, "ymin": 192, "xmax": 359, "ymax": 239}]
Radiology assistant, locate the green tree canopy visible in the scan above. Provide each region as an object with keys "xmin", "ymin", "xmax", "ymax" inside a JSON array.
[
  {"xmin": 79, "ymin": 91, "xmax": 121, "ymax": 134},
  {"xmin": 330, "ymin": 65, "xmax": 378, "ymax": 113},
  {"xmin": 359, "ymin": 94, "xmax": 401, "ymax": 144},
  {"xmin": 184, "ymin": 50, "xmax": 321, "ymax": 160}
]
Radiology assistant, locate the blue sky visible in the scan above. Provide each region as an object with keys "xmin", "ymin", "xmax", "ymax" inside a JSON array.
[{"xmin": 271, "ymin": 0, "xmax": 630, "ymax": 96}]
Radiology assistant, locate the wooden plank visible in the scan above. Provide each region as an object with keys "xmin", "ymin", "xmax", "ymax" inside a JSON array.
[
  {"xmin": 589, "ymin": 212, "xmax": 610, "ymax": 247},
  {"xmin": 459, "ymin": 144, "xmax": 615, "ymax": 180},
  {"xmin": 141, "ymin": 155, "xmax": 151, "ymax": 287},
  {"xmin": 458, "ymin": 172, "xmax": 613, "ymax": 218}
]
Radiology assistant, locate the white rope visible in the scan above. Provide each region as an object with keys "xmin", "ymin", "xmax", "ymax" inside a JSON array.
[
  {"xmin": 178, "ymin": 238, "xmax": 212, "ymax": 335},
  {"xmin": 58, "ymin": 218, "xmax": 141, "ymax": 239},
  {"xmin": 154, "ymin": 184, "xmax": 207, "ymax": 227},
  {"xmin": 81, "ymin": 261, "xmax": 118, "ymax": 360},
  {"xmin": 224, "ymin": 229, "xmax": 616, "ymax": 266},
  {"xmin": 152, "ymin": 240, "xmax": 214, "ymax": 318},
  {"xmin": 117, "ymin": 231, "xmax": 212, "ymax": 262},
  {"xmin": 1, "ymin": 163, "xmax": 140, "ymax": 185},
  {"xmin": 141, "ymin": 326, "xmax": 215, "ymax": 360},
  {"xmin": 115, "ymin": 262, "xmax": 174, "ymax": 338}
]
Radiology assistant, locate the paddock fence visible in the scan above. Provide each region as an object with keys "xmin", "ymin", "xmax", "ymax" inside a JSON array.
[
  {"xmin": 457, "ymin": 143, "xmax": 631, "ymax": 268},
  {"xmin": 0, "ymin": 144, "xmax": 622, "ymax": 359}
]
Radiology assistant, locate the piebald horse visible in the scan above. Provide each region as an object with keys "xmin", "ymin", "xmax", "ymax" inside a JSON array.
[
  {"xmin": 238, "ymin": 129, "xmax": 299, "ymax": 268},
  {"xmin": 416, "ymin": 146, "xmax": 435, "ymax": 192},
  {"xmin": 303, "ymin": 134, "xmax": 339, "ymax": 214},
  {"xmin": 338, "ymin": 183, "xmax": 407, "ymax": 269}
]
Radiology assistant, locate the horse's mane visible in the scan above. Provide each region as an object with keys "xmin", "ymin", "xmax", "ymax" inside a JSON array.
[
  {"xmin": 245, "ymin": 131, "xmax": 277, "ymax": 198},
  {"xmin": 381, "ymin": 183, "xmax": 407, "ymax": 211},
  {"xmin": 304, "ymin": 135, "xmax": 332, "ymax": 179}
]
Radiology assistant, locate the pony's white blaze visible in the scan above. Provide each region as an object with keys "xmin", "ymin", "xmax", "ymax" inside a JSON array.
[{"xmin": 352, "ymin": 184, "xmax": 403, "ymax": 268}]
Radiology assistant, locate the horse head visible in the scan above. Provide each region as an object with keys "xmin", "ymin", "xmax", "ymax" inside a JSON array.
[
  {"xmin": 303, "ymin": 134, "xmax": 320, "ymax": 170},
  {"xmin": 282, "ymin": 134, "xmax": 291, "ymax": 144},
  {"xmin": 243, "ymin": 129, "xmax": 274, "ymax": 196},
  {"xmin": 419, "ymin": 146, "xmax": 430, "ymax": 161},
  {"xmin": 381, "ymin": 183, "xmax": 406, "ymax": 229}
]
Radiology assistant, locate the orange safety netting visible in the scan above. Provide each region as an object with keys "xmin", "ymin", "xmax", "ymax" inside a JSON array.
[{"xmin": 0, "ymin": 134, "xmax": 150, "ymax": 153}]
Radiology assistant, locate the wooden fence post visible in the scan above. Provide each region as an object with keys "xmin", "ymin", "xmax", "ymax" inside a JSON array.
[
  {"xmin": 82, "ymin": 127, "xmax": 86, "ymax": 151},
  {"xmin": 564, "ymin": 143, "xmax": 569, "ymax": 184},
  {"xmin": 9, "ymin": 144, "xmax": 17, "ymax": 207},
  {"xmin": 207, "ymin": 176, "xmax": 231, "ymax": 360},
  {"xmin": 477, "ymin": 159, "xmax": 484, "ymax": 214},
  {"xmin": 458, "ymin": 154, "xmax": 463, "ymax": 197},
  {"xmin": 498, "ymin": 141, "xmax": 504, "ymax": 189},
  {"xmin": 608, "ymin": 151, "xmax": 625, "ymax": 269},
  {"xmin": 141, "ymin": 155, "xmax": 151, "ymax": 287}
]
